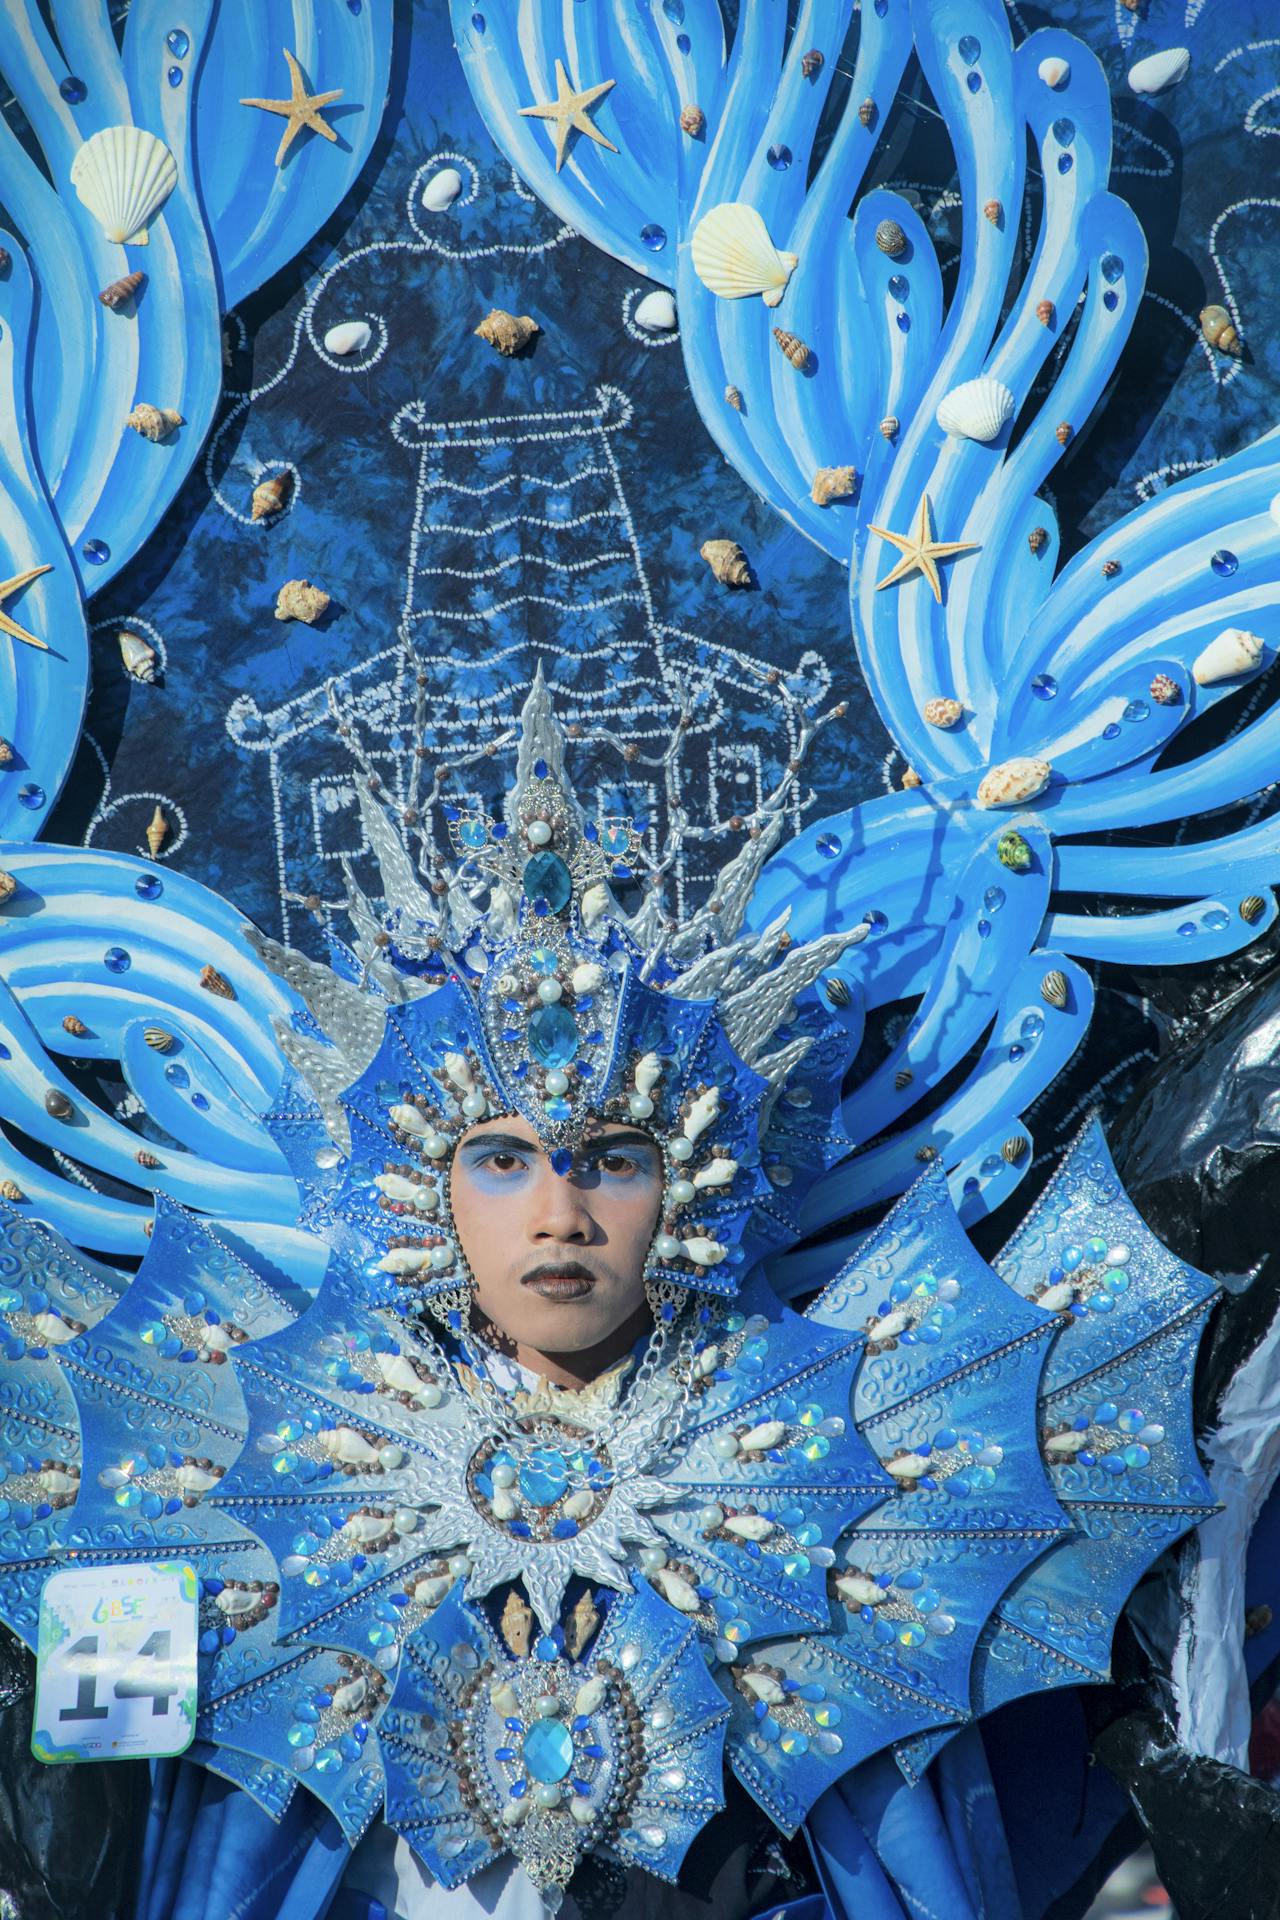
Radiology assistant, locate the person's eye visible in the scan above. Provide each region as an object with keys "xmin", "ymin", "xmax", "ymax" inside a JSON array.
[
  {"xmin": 473, "ymin": 1150, "xmax": 529, "ymax": 1175},
  {"xmin": 596, "ymin": 1151, "xmax": 645, "ymax": 1177}
]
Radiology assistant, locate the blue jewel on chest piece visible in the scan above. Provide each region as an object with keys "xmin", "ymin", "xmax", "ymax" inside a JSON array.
[{"xmin": 523, "ymin": 1717, "xmax": 574, "ymax": 1783}]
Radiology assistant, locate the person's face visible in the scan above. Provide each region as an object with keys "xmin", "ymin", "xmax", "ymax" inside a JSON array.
[{"xmin": 449, "ymin": 1116, "xmax": 664, "ymax": 1379}]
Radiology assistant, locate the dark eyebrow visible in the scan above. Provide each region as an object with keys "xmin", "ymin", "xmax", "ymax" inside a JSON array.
[
  {"xmin": 456, "ymin": 1131, "xmax": 539, "ymax": 1154},
  {"xmin": 456, "ymin": 1128, "xmax": 659, "ymax": 1158},
  {"xmin": 581, "ymin": 1130, "xmax": 659, "ymax": 1154}
]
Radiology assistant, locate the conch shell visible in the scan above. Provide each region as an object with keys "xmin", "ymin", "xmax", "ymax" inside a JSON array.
[
  {"xmin": 810, "ymin": 465, "xmax": 857, "ymax": 506},
  {"xmin": 474, "ymin": 308, "xmax": 540, "ymax": 356},
  {"xmin": 1199, "ymin": 305, "xmax": 1241, "ymax": 358},
  {"xmin": 274, "ymin": 579, "xmax": 330, "ymax": 624},
  {"xmin": 118, "ymin": 630, "xmax": 157, "ymax": 681},
  {"xmin": 127, "ymin": 403, "xmax": 183, "ymax": 441},
  {"xmin": 145, "ymin": 804, "xmax": 167, "ymax": 856},
  {"xmin": 772, "ymin": 326, "xmax": 810, "ymax": 369},
  {"xmin": 1192, "ymin": 627, "xmax": 1264, "ymax": 687},
  {"xmin": 700, "ymin": 538, "xmax": 751, "ymax": 587},
  {"xmin": 251, "ymin": 472, "xmax": 292, "ymax": 521},
  {"xmin": 99, "ymin": 269, "xmax": 145, "ymax": 310}
]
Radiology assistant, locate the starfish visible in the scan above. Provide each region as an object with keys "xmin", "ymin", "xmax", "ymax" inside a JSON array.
[
  {"xmin": 868, "ymin": 493, "xmax": 980, "ymax": 603},
  {"xmin": 519, "ymin": 59, "xmax": 617, "ymax": 172},
  {"xmin": 240, "ymin": 48, "xmax": 342, "ymax": 168},
  {"xmin": 0, "ymin": 563, "xmax": 52, "ymax": 651}
]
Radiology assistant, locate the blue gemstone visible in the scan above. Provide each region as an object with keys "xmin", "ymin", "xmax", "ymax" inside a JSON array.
[
  {"xmin": 550, "ymin": 1148, "xmax": 573, "ymax": 1176},
  {"xmin": 767, "ymin": 144, "xmax": 791, "ymax": 170},
  {"xmin": 167, "ymin": 28, "xmax": 190, "ymax": 54},
  {"xmin": 958, "ymin": 33, "xmax": 981, "ymax": 61},
  {"xmin": 528, "ymin": 1004, "xmax": 578, "ymax": 1068},
  {"xmin": 522, "ymin": 852, "xmax": 572, "ymax": 913},
  {"xmin": 60, "ymin": 76, "xmax": 87, "ymax": 102},
  {"xmin": 82, "ymin": 539, "xmax": 109, "ymax": 565},
  {"xmin": 520, "ymin": 1448, "xmax": 569, "ymax": 1508},
  {"xmin": 104, "ymin": 946, "xmax": 131, "ymax": 974},
  {"xmin": 135, "ymin": 875, "xmax": 163, "ymax": 899},
  {"xmin": 966, "ymin": 71, "xmax": 982, "ymax": 92},
  {"xmin": 167, "ymin": 65, "xmax": 183, "ymax": 86},
  {"xmin": 523, "ymin": 1717, "xmax": 574, "ymax": 1784},
  {"xmin": 164, "ymin": 1063, "xmax": 190, "ymax": 1088},
  {"xmin": 18, "ymin": 784, "xmax": 44, "ymax": 810},
  {"xmin": 1211, "ymin": 549, "xmax": 1238, "ymax": 577},
  {"xmin": 640, "ymin": 223, "xmax": 667, "ymax": 251}
]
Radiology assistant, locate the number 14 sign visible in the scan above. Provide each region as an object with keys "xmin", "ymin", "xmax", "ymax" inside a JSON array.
[{"xmin": 33, "ymin": 1562, "xmax": 198, "ymax": 1763}]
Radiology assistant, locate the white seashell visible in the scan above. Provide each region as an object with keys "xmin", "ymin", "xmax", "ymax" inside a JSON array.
[
  {"xmin": 342, "ymin": 1512, "xmax": 395, "ymax": 1545},
  {"xmin": 835, "ymin": 1573, "xmax": 887, "ymax": 1607},
  {"xmin": 331, "ymin": 1675, "xmax": 368, "ymax": 1715},
  {"xmin": 692, "ymin": 1158, "xmax": 737, "ymax": 1189},
  {"xmin": 1192, "ymin": 627, "xmax": 1264, "ymax": 687},
  {"xmin": 374, "ymin": 1172, "xmax": 422, "ymax": 1203},
  {"xmin": 975, "ymin": 756, "xmax": 1052, "ymax": 808},
  {"xmin": 693, "ymin": 1344, "xmax": 719, "ymax": 1378},
  {"xmin": 562, "ymin": 1489, "xmax": 594, "ymax": 1519},
  {"xmin": 490, "ymin": 1679, "xmax": 519, "ymax": 1715},
  {"xmin": 503, "ymin": 1798, "xmax": 532, "ymax": 1828},
  {"xmin": 489, "ymin": 886, "xmax": 518, "ymax": 937},
  {"xmin": 740, "ymin": 1669, "xmax": 786, "ymax": 1704},
  {"xmin": 374, "ymin": 1351, "xmax": 426, "ymax": 1396},
  {"xmin": 571, "ymin": 962, "xmax": 604, "ymax": 995},
  {"xmin": 681, "ymin": 1236, "xmax": 726, "ymax": 1267},
  {"xmin": 935, "ymin": 376, "xmax": 1016, "ymax": 443},
  {"xmin": 318, "ymin": 1426, "xmax": 381, "ymax": 1467},
  {"xmin": 422, "ymin": 166, "xmax": 463, "ymax": 211},
  {"xmin": 443, "ymin": 1050, "xmax": 475, "ymax": 1093},
  {"xmin": 389, "ymin": 1102, "xmax": 430, "ymax": 1136},
  {"xmin": 887, "ymin": 1451, "xmax": 931, "ymax": 1481},
  {"xmin": 739, "ymin": 1419, "xmax": 787, "ymax": 1453},
  {"xmin": 491, "ymin": 1489, "xmax": 518, "ymax": 1521},
  {"xmin": 70, "ymin": 126, "xmax": 177, "ymax": 244},
  {"xmin": 38, "ymin": 1467, "xmax": 77, "ymax": 1496},
  {"xmin": 1037, "ymin": 56, "xmax": 1070, "ymax": 89},
  {"xmin": 119, "ymin": 631, "xmax": 157, "ymax": 682},
  {"xmin": 214, "ymin": 1587, "xmax": 259, "ymax": 1617},
  {"xmin": 411, "ymin": 1573, "xmax": 452, "ymax": 1607},
  {"xmin": 653, "ymin": 1566, "xmax": 701, "ymax": 1612},
  {"xmin": 867, "ymin": 1309, "xmax": 911, "ymax": 1344},
  {"xmin": 1128, "ymin": 48, "xmax": 1190, "ymax": 95},
  {"xmin": 198, "ymin": 1323, "xmax": 232, "ymax": 1353},
  {"xmin": 574, "ymin": 1676, "xmax": 607, "ymax": 1716},
  {"xmin": 569, "ymin": 1795, "xmax": 593, "ymax": 1826},
  {"xmin": 324, "ymin": 320, "xmax": 372, "ymax": 356},
  {"xmin": 1270, "ymin": 493, "xmax": 1280, "ymax": 532},
  {"xmin": 376, "ymin": 1246, "xmax": 435, "ymax": 1274},
  {"xmin": 634, "ymin": 290, "xmax": 677, "ymax": 331},
  {"xmin": 724, "ymin": 1513, "xmax": 775, "ymax": 1541},
  {"xmin": 690, "ymin": 201, "xmax": 799, "ymax": 308},
  {"xmin": 30, "ymin": 1311, "xmax": 80, "ymax": 1346},
  {"xmin": 634, "ymin": 1051, "xmax": 662, "ymax": 1096},
  {"xmin": 1044, "ymin": 1429, "xmax": 1090, "ymax": 1456},
  {"xmin": 1038, "ymin": 1281, "xmax": 1077, "ymax": 1312},
  {"xmin": 175, "ymin": 1463, "xmax": 221, "ymax": 1495},
  {"xmin": 683, "ymin": 1086, "xmax": 721, "ymax": 1142},
  {"xmin": 580, "ymin": 883, "xmax": 610, "ymax": 928}
]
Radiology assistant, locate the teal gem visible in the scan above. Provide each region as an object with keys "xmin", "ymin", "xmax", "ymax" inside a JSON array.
[
  {"xmin": 522, "ymin": 852, "xmax": 572, "ymax": 913},
  {"xmin": 544, "ymin": 1097, "xmax": 572, "ymax": 1121},
  {"xmin": 528, "ymin": 1005, "xmax": 578, "ymax": 1067},
  {"xmin": 520, "ymin": 1448, "xmax": 569, "ymax": 1507},
  {"xmin": 529, "ymin": 946, "xmax": 560, "ymax": 974},
  {"xmin": 523, "ymin": 1716, "xmax": 574, "ymax": 1784},
  {"xmin": 460, "ymin": 819, "xmax": 488, "ymax": 849}
]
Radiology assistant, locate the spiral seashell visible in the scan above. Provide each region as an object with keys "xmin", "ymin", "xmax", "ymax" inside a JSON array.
[
  {"xmin": 118, "ymin": 630, "xmax": 157, "ymax": 682},
  {"xmin": 858, "ymin": 97, "xmax": 877, "ymax": 128},
  {"xmin": 935, "ymin": 375, "xmax": 1015, "ymax": 443},
  {"xmin": 1239, "ymin": 896, "xmax": 1266, "ymax": 924},
  {"xmin": 1128, "ymin": 47, "xmax": 1190, "ymax": 94},
  {"xmin": 634, "ymin": 1052, "xmax": 663, "ymax": 1097},
  {"xmin": 975, "ymin": 757, "xmax": 1052, "ymax": 808},
  {"xmin": 144, "ymin": 1026, "xmax": 175, "ymax": 1053},
  {"xmin": 652, "ymin": 1566, "xmax": 701, "ymax": 1612},
  {"xmin": 997, "ymin": 829, "xmax": 1033, "ymax": 872},
  {"xmin": 679, "ymin": 103, "xmax": 704, "ymax": 136},
  {"xmin": 772, "ymin": 326, "xmax": 811, "ymax": 369},
  {"xmin": 739, "ymin": 1420, "xmax": 787, "ymax": 1453},
  {"xmin": 1149, "ymin": 673, "xmax": 1180, "ymax": 706},
  {"xmin": 1002, "ymin": 1135, "xmax": 1029, "ymax": 1164},
  {"xmin": 145, "ymin": 804, "xmax": 167, "ymax": 857},
  {"xmin": 0, "ymin": 740, "xmax": 12, "ymax": 765},
  {"xmin": 1036, "ymin": 299, "xmax": 1055, "ymax": 327},
  {"xmin": 1037, "ymin": 56, "xmax": 1070, "ymax": 88},
  {"xmin": 1028, "ymin": 525, "xmax": 1048, "ymax": 554},
  {"xmin": 810, "ymin": 464, "xmax": 858, "ymax": 506},
  {"xmin": 835, "ymin": 1572, "xmax": 886, "ymax": 1608},
  {"xmin": 0, "ymin": 1180, "xmax": 25, "ymax": 1203},
  {"xmin": 200, "ymin": 963, "xmax": 235, "ymax": 999},
  {"xmin": 875, "ymin": 217, "xmax": 906, "ymax": 256},
  {"xmin": 1101, "ymin": 559, "xmax": 1120, "ymax": 578},
  {"xmin": 692, "ymin": 1157, "xmax": 738, "ymax": 1189},
  {"xmin": 894, "ymin": 1068, "xmax": 914, "ymax": 1089},
  {"xmin": 1040, "ymin": 969, "xmax": 1069, "ymax": 1010},
  {"xmin": 690, "ymin": 202, "xmax": 798, "ymax": 307},
  {"xmin": 99, "ymin": 269, "xmax": 144, "ymax": 310},
  {"xmin": 474, "ymin": 308, "xmax": 540, "ymax": 355},
  {"xmin": 700, "ymin": 537, "xmax": 752, "ymax": 586},
  {"xmin": 983, "ymin": 199, "xmax": 1002, "ymax": 224},
  {"xmin": 801, "ymin": 48, "xmax": 824, "ymax": 78},
  {"xmin": 683, "ymin": 1086, "xmax": 721, "ymax": 1141},
  {"xmin": 377, "ymin": 1245, "xmax": 436, "ymax": 1274},
  {"xmin": 274, "ymin": 579, "xmax": 330, "ymax": 624},
  {"xmin": 422, "ymin": 166, "xmax": 462, "ymax": 211},
  {"xmin": 923, "ymin": 696, "xmax": 963, "ymax": 729},
  {"xmin": 251, "ymin": 472, "xmax": 292, "ymax": 521},
  {"xmin": 901, "ymin": 767, "xmax": 922, "ymax": 789},
  {"xmin": 62, "ymin": 1015, "xmax": 88, "ymax": 1037},
  {"xmin": 135, "ymin": 1150, "xmax": 161, "ymax": 1170},
  {"xmin": 1199, "ymin": 305, "xmax": 1241, "ymax": 357},
  {"xmin": 1192, "ymin": 627, "xmax": 1264, "ymax": 687},
  {"xmin": 915, "ymin": 1143, "xmax": 938, "ymax": 1161},
  {"xmin": 70, "ymin": 125, "xmax": 177, "ymax": 243},
  {"xmin": 879, "ymin": 415, "xmax": 899, "ymax": 440},
  {"xmin": 0, "ymin": 871, "xmax": 15, "ymax": 906},
  {"xmin": 127, "ymin": 403, "xmax": 183, "ymax": 441},
  {"xmin": 1056, "ymin": 422, "xmax": 1074, "ymax": 446},
  {"xmin": 724, "ymin": 385, "xmax": 743, "ymax": 410}
]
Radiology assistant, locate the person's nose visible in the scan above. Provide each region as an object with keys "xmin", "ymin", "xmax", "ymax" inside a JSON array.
[{"xmin": 528, "ymin": 1165, "xmax": 595, "ymax": 1244}]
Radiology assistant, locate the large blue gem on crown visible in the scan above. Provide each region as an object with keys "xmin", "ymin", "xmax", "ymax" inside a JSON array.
[
  {"xmin": 522, "ymin": 851, "xmax": 573, "ymax": 914},
  {"xmin": 527, "ymin": 1005, "xmax": 578, "ymax": 1068}
]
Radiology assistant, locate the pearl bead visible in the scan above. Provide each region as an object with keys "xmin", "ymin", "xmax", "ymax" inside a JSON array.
[
  {"xmin": 429, "ymin": 1245, "xmax": 454, "ymax": 1270},
  {"xmin": 526, "ymin": 820, "xmax": 552, "ymax": 847},
  {"xmin": 491, "ymin": 1463, "xmax": 515, "ymax": 1489},
  {"xmin": 447, "ymin": 1553, "xmax": 472, "ymax": 1577},
  {"xmin": 698, "ymin": 1505, "xmax": 724, "ymax": 1531},
  {"xmin": 544, "ymin": 1069, "xmax": 569, "ymax": 1095},
  {"xmin": 653, "ymin": 1233, "xmax": 681, "ymax": 1260},
  {"xmin": 639, "ymin": 1546, "xmax": 667, "ymax": 1573},
  {"xmin": 461, "ymin": 1091, "xmax": 486, "ymax": 1119},
  {"xmin": 669, "ymin": 1178, "xmax": 695, "ymax": 1206},
  {"xmin": 534, "ymin": 1784, "xmax": 561, "ymax": 1809},
  {"xmin": 712, "ymin": 1434, "xmax": 740, "ymax": 1460},
  {"xmin": 668, "ymin": 1136, "xmax": 694, "ymax": 1162},
  {"xmin": 418, "ymin": 1383, "xmax": 443, "ymax": 1407},
  {"xmin": 424, "ymin": 1133, "xmax": 449, "ymax": 1159},
  {"xmin": 534, "ymin": 1692, "xmax": 561, "ymax": 1717},
  {"xmin": 629, "ymin": 1094, "xmax": 654, "ymax": 1119},
  {"xmin": 536, "ymin": 977, "xmax": 562, "ymax": 1004}
]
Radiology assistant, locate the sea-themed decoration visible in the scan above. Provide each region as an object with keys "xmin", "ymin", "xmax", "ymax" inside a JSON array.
[
  {"xmin": 274, "ymin": 579, "xmax": 330, "ymax": 624},
  {"xmin": 810, "ymin": 465, "xmax": 857, "ymax": 506},
  {"xmin": 126, "ymin": 403, "xmax": 183, "ymax": 442},
  {"xmin": 251, "ymin": 473, "xmax": 292, "ymax": 521},
  {"xmin": 801, "ymin": 49, "xmax": 824, "ymax": 79},
  {"xmin": 143, "ymin": 1027, "xmax": 175, "ymax": 1053},
  {"xmin": 61, "ymin": 1016, "xmax": 88, "ymax": 1037},
  {"xmin": 99, "ymin": 270, "xmax": 145, "ymax": 310},
  {"xmin": 0, "ymin": 741, "xmax": 11, "ymax": 765},
  {"xmin": 118, "ymin": 630, "xmax": 157, "ymax": 682},
  {"xmin": 323, "ymin": 320, "xmax": 372, "ymax": 356},
  {"xmin": 1102, "ymin": 559, "xmax": 1120, "ymax": 578},
  {"xmin": 44, "ymin": 1089, "xmax": 73, "ymax": 1120},
  {"xmin": 633, "ymin": 290, "xmax": 677, "ymax": 331},
  {"xmin": 1038, "ymin": 56, "xmax": 1070, "ymax": 88},
  {"xmin": 1041, "ymin": 969, "xmax": 1069, "ymax": 1009},
  {"xmin": 975, "ymin": 757, "xmax": 1052, "ymax": 809},
  {"xmin": 136, "ymin": 1150, "xmax": 161, "ymax": 1170},
  {"xmin": 1056, "ymin": 422, "xmax": 1073, "ymax": 446},
  {"xmin": 879, "ymin": 415, "xmax": 899, "ymax": 440},
  {"xmin": 1192, "ymin": 627, "xmax": 1264, "ymax": 687},
  {"xmin": 474, "ymin": 308, "xmax": 540, "ymax": 355},
  {"xmin": 875, "ymin": 217, "xmax": 906, "ymax": 256},
  {"xmin": 1028, "ymin": 526, "xmax": 1048, "ymax": 554},
  {"xmin": 900, "ymin": 767, "xmax": 922, "ymax": 788},
  {"xmin": 998, "ymin": 830, "xmax": 1033, "ymax": 872},
  {"xmin": 1149, "ymin": 673, "xmax": 1180, "ymax": 705},
  {"xmin": 0, "ymin": 1180, "xmax": 24, "ymax": 1203},
  {"xmin": 1002, "ymin": 1136, "xmax": 1029, "ymax": 1163},
  {"xmin": 691, "ymin": 202, "xmax": 798, "ymax": 308},
  {"xmin": 984, "ymin": 199, "xmax": 1002, "ymax": 223},
  {"xmin": 0, "ymin": 249, "xmax": 9, "ymax": 272},
  {"xmin": 0, "ymin": 564, "xmax": 52, "ymax": 653},
  {"xmin": 518, "ymin": 59, "xmax": 617, "ymax": 172},
  {"xmin": 0, "ymin": 872, "xmax": 15, "ymax": 905},
  {"xmin": 200, "ymin": 964, "xmax": 235, "ymax": 1000},
  {"xmin": 935, "ymin": 376, "xmax": 1015, "ymax": 443},
  {"xmin": 240, "ymin": 48, "xmax": 342, "ymax": 168},
  {"xmin": 869, "ymin": 493, "xmax": 979, "ymax": 601},
  {"xmin": 895, "ymin": 1068, "xmax": 914, "ymax": 1089},
  {"xmin": 772, "ymin": 327, "xmax": 811, "ymax": 368},
  {"xmin": 1200, "ymin": 305, "xmax": 1242, "ymax": 358},
  {"xmin": 725, "ymin": 386, "xmax": 743, "ymax": 411},
  {"xmin": 858, "ymin": 99, "xmax": 877, "ymax": 129},
  {"xmin": 146, "ymin": 805, "xmax": 168, "ymax": 857},
  {"xmin": 679, "ymin": 104, "xmax": 705, "ymax": 137},
  {"xmin": 924, "ymin": 696, "xmax": 963, "ymax": 729},
  {"xmin": 422, "ymin": 166, "xmax": 463, "ymax": 211},
  {"xmin": 1036, "ymin": 299, "xmax": 1055, "ymax": 327},
  {"xmin": 699, "ymin": 538, "xmax": 751, "ymax": 587},
  {"xmin": 69, "ymin": 125, "xmax": 177, "ymax": 244},
  {"xmin": 1240, "ymin": 897, "xmax": 1266, "ymax": 924},
  {"xmin": 1128, "ymin": 48, "xmax": 1190, "ymax": 94}
]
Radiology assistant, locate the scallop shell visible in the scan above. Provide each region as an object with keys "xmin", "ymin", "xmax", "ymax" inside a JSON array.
[
  {"xmin": 690, "ymin": 202, "xmax": 798, "ymax": 307},
  {"xmin": 633, "ymin": 290, "xmax": 677, "ymax": 331},
  {"xmin": 118, "ymin": 630, "xmax": 157, "ymax": 681},
  {"xmin": 679, "ymin": 103, "xmax": 705, "ymax": 136},
  {"xmin": 924, "ymin": 696, "xmax": 963, "ymax": 729},
  {"xmin": 251, "ymin": 472, "xmax": 292, "ymax": 521},
  {"xmin": 99, "ymin": 269, "xmax": 144, "ymax": 310},
  {"xmin": 975, "ymin": 757, "xmax": 1051, "ymax": 808},
  {"xmin": 1041, "ymin": 969, "xmax": 1069, "ymax": 1009},
  {"xmin": 1240, "ymin": 896, "xmax": 1266, "ymax": 924},
  {"xmin": 1200, "ymin": 305, "xmax": 1241, "ymax": 357},
  {"xmin": 1128, "ymin": 48, "xmax": 1189, "ymax": 94},
  {"xmin": 772, "ymin": 326, "xmax": 810, "ymax": 368},
  {"xmin": 474, "ymin": 308, "xmax": 540, "ymax": 355},
  {"xmin": 146, "ymin": 804, "xmax": 167, "ymax": 857},
  {"xmin": 700, "ymin": 538, "xmax": 751, "ymax": 587},
  {"xmin": 810, "ymin": 464, "xmax": 857, "ymax": 506},
  {"xmin": 144, "ymin": 1026, "xmax": 175, "ymax": 1053},
  {"xmin": 70, "ymin": 125, "xmax": 177, "ymax": 244},
  {"xmin": 422, "ymin": 166, "xmax": 463, "ymax": 211},
  {"xmin": 875, "ymin": 217, "xmax": 906, "ymax": 256},
  {"xmin": 274, "ymin": 579, "xmax": 330, "ymax": 624},
  {"xmin": 935, "ymin": 375, "xmax": 1015, "ymax": 443},
  {"xmin": 1038, "ymin": 56, "xmax": 1070, "ymax": 88},
  {"xmin": 127, "ymin": 403, "xmax": 183, "ymax": 441},
  {"xmin": 1192, "ymin": 627, "xmax": 1264, "ymax": 687},
  {"xmin": 324, "ymin": 320, "xmax": 372, "ymax": 356}
]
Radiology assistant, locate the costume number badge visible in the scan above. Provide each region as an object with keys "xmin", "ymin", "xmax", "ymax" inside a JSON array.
[{"xmin": 32, "ymin": 1562, "xmax": 198, "ymax": 1763}]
